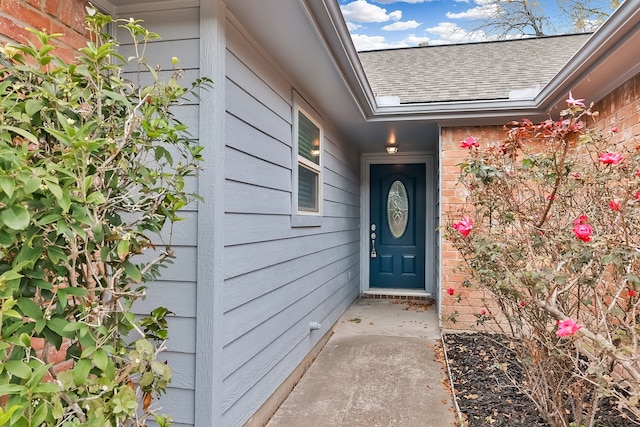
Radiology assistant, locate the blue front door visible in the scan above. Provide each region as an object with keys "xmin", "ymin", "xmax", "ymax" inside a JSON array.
[{"xmin": 370, "ymin": 164, "xmax": 426, "ymax": 289}]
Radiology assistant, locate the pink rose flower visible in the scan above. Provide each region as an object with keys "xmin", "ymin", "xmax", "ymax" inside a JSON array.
[
  {"xmin": 452, "ymin": 217, "xmax": 473, "ymax": 237},
  {"xmin": 556, "ymin": 318, "xmax": 582, "ymax": 337},
  {"xmin": 566, "ymin": 91, "xmax": 585, "ymax": 108},
  {"xmin": 447, "ymin": 287, "xmax": 455, "ymax": 296},
  {"xmin": 629, "ymin": 289, "xmax": 636, "ymax": 297},
  {"xmin": 598, "ymin": 152, "xmax": 623, "ymax": 165},
  {"xmin": 460, "ymin": 136, "xmax": 479, "ymax": 149},
  {"xmin": 609, "ymin": 200, "xmax": 621, "ymax": 211},
  {"xmin": 572, "ymin": 215, "xmax": 592, "ymax": 242},
  {"xmin": 480, "ymin": 309, "xmax": 487, "ymax": 316},
  {"xmin": 611, "ymin": 126, "xmax": 618, "ymax": 133}
]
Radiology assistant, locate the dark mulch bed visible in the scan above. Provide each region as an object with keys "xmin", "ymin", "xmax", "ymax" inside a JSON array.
[{"xmin": 443, "ymin": 333, "xmax": 638, "ymax": 427}]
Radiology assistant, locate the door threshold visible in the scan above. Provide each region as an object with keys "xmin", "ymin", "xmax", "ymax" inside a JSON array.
[{"xmin": 362, "ymin": 289, "xmax": 432, "ymax": 301}]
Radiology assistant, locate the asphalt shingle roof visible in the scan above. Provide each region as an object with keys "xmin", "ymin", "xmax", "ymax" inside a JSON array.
[{"xmin": 358, "ymin": 34, "xmax": 592, "ymax": 104}]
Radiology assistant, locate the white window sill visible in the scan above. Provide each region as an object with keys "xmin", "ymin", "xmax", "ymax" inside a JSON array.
[{"xmin": 291, "ymin": 214, "xmax": 323, "ymax": 228}]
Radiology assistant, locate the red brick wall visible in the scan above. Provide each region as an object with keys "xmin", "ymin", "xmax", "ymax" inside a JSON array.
[
  {"xmin": 1, "ymin": 0, "xmax": 89, "ymax": 63},
  {"xmin": 440, "ymin": 72, "xmax": 640, "ymax": 330},
  {"xmin": 593, "ymin": 72, "xmax": 640, "ymax": 146},
  {"xmin": 440, "ymin": 125, "xmax": 505, "ymax": 330}
]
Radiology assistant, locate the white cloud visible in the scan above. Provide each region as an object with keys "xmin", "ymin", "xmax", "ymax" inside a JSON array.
[
  {"xmin": 373, "ymin": 0, "xmax": 429, "ymax": 3},
  {"xmin": 340, "ymin": 0, "xmax": 402, "ymax": 23},
  {"xmin": 425, "ymin": 22, "xmax": 493, "ymax": 44},
  {"xmin": 389, "ymin": 10, "xmax": 402, "ymax": 21},
  {"xmin": 346, "ymin": 21, "xmax": 363, "ymax": 31},
  {"xmin": 403, "ymin": 34, "xmax": 431, "ymax": 45},
  {"xmin": 446, "ymin": 2, "xmax": 498, "ymax": 20},
  {"xmin": 351, "ymin": 33, "xmax": 431, "ymax": 51},
  {"xmin": 382, "ymin": 20, "xmax": 421, "ymax": 31}
]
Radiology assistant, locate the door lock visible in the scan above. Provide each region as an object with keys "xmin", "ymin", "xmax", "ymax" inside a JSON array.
[{"xmin": 370, "ymin": 225, "xmax": 377, "ymax": 258}]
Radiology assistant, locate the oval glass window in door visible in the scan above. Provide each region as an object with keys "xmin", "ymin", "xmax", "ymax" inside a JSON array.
[{"xmin": 387, "ymin": 180, "xmax": 409, "ymax": 238}]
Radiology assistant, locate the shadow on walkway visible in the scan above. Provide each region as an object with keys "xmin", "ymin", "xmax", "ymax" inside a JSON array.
[{"xmin": 267, "ymin": 298, "xmax": 457, "ymax": 427}]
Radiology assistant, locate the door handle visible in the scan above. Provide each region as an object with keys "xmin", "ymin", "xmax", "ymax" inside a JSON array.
[{"xmin": 370, "ymin": 224, "xmax": 377, "ymax": 258}]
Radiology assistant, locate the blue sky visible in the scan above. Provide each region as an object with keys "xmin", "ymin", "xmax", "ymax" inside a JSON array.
[{"xmin": 339, "ymin": 0, "xmax": 615, "ymax": 51}]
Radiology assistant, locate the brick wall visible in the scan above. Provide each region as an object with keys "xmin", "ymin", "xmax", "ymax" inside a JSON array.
[
  {"xmin": 440, "ymin": 72, "xmax": 640, "ymax": 330},
  {"xmin": 1, "ymin": 0, "xmax": 89, "ymax": 63},
  {"xmin": 593, "ymin": 72, "xmax": 640, "ymax": 146},
  {"xmin": 440, "ymin": 125, "xmax": 505, "ymax": 330}
]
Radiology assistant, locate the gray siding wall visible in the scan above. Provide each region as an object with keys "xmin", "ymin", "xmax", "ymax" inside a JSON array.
[
  {"xmin": 116, "ymin": 4, "xmax": 200, "ymax": 427},
  {"xmin": 115, "ymin": 3, "xmax": 360, "ymax": 426},
  {"xmin": 221, "ymin": 18, "xmax": 361, "ymax": 427}
]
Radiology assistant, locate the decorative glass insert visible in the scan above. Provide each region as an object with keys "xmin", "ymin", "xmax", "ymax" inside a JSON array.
[{"xmin": 387, "ymin": 180, "xmax": 408, "ymax": 238}]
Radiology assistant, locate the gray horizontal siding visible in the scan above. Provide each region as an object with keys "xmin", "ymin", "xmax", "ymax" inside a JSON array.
[
  {"xmin": 220, "ymin": 19, "xmax": 361, "ymax": 427},
  {"xmin": 116, "ymin": 5, "xmax": 200, "ymax": 427}
]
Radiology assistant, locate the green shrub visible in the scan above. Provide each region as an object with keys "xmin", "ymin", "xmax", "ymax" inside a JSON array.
[{"xmin": 0, "ymin": 7, "xmax": 209, "ymax": 426}]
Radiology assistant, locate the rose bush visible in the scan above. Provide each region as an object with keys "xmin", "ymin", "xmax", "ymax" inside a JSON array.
[
  {"xmin": 0, "ymin": 7, "xmax": 209, "ymax": 426},
  {"xmin": 447, "ymin": 93, "xmax": 640, "ymax": 426}
]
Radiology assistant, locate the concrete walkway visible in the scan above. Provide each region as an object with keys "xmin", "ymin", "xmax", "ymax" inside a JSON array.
[{"xmin": 267, "ymin": 298, "xmax": 457, "ymax": 427}]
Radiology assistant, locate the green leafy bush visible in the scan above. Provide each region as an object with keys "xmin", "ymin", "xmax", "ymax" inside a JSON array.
[{"xmin": 0, "ymin": 7, "xmax": 209, "ymax": 426}]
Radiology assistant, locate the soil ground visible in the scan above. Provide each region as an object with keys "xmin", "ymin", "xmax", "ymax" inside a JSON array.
[{"xmin": 444, "ymin": 333, "xmax": 639, "ymax": 427}]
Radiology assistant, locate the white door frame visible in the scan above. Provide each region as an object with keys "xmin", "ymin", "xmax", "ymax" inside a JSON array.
[{"xmin": 360, "ymin": 152, "xmax": 436, "ymax": 295}]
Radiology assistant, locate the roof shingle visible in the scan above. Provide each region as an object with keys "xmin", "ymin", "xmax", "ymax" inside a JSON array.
[{"xmin": 358, "ymin": 34, "xmax": 592, "ymax": 104}]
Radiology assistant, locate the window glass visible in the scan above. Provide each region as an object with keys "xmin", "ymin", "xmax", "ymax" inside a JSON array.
[
  {"xmin": 387, "ymin": 180, "xmax": 408, "ymax": 238},
  {"xmin": 295, "ymin": 105, "xmax": 322, "ymax": 216},
  {"xmin": 298, "ymin": 112, "xmax": 320, "ymax": 165},
  {"xmin": 298, "ymin": 164, "xmax": 319, "ymax": 212}
]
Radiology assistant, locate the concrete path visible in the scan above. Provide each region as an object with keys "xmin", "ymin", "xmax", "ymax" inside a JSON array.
[{"xmin": 267, "ymin": 298, "xmax": 457, "ymax": 427}]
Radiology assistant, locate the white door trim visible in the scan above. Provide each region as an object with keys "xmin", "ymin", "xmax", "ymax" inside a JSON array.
[{"xmin": 360, "ymin": 152, "xmax": 436, "ymax": 295}]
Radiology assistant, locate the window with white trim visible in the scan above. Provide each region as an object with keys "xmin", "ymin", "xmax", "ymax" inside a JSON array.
[{"xmin": 292, "ymin": 93, "xmax": 323, "ymax": 225}]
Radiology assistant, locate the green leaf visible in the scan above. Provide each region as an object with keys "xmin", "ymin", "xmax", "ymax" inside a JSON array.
[
  {"xmin": 124, "ymin": 261, "xmax": 142, "ymax": 283},
  {"xmin": 18, "ymin": 333, "xmax": 31, "ymax": 348},
  {"xmin": 24, "ymin": 99, "xmax": 43, "ymax": 117},
  {"xmin": 100, "ymin": 246, "xmax": 110, "ymax": 262},
  {"xmin": 139, "ymin": 371, "xmax": 154, "ymax": 387},
  {"xmin": 22, "ymin": 177, "xmax": 40, "ymax": 195},
  {"xmin": 0, "ymin": 205, "xmax": 30, "ymax": 230},
  {"xmin": 93, "ymin": 348, "xmax": 108, "ymax": 371},
  {"xmin": 14, "ymin": 244, "xmax": 41, "ymax": 269},
  {"xmin": 0, "ymin": 384, "xmax": 25, "ymax": 395},
  {"xmin": 0, "ymin": 177, "xmax": 15, "ymax": 198},
  {"xmin": 73, "ymin": 359, "xmax": 91, "ymax": 386},
  {"xmin": 117, "ymin": 239, "xmax": 130, "ymax": 260},
  {"xmin": 86, "ymin": 191, "xmax": 106, "ymax": 205},
  {"xmin": 31, "ymin": 402, "xmax": 48, "ymax": 426},
  {"xmin": 59, "ymin": 287, "xmax": 88, "ymax": 297},
  {"xmin": 0, "ymin": 126, "xmax": 38, "ymax": 145},
  {"xmin": 59, "ymin": 193, "xmax": 71, "ymax": 213},
  {"xmin": 44, "ymin": 181, "xmax": 63, "ymax": 200},
  {"xmin": 32, "ymin": 382, "xmax": 61, "ymax": 394},
  {"xmin": 4, "ymin": 360, "xmax": 32, "ymax": 379},
  {"xmin": 46, "ymin": 317, "xmax": 74, "ymax": 339},
  {"xmin": 0, "ymin": 405, "xmax": 23, "ymax": 427},
  {"xmin": 41, "ymin": 326, "xmax": 62, "ymax": 350},
  {"xmin": 46, "ymin": 246, "xmax": 67, "ymax": 264},
  {"xmin": 17, "ymin": 297, "xmax": 43, "ymax": 320}
]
